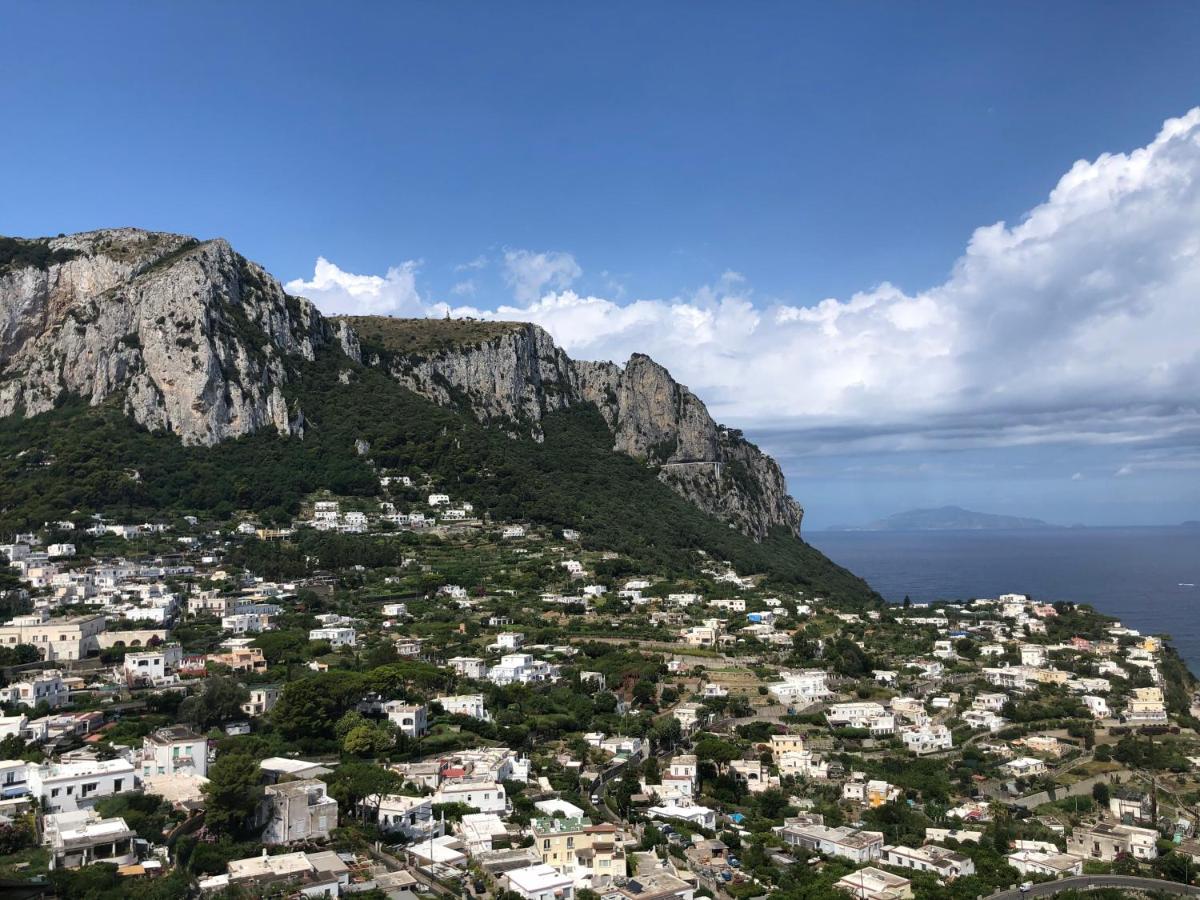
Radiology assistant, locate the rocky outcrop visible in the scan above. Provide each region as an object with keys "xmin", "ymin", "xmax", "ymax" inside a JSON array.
[
  {"xmin": 0, "ymin": 228, "xmax": 803, "ymax": 539},
  {"xmin": 353, "ymin": 323, "xmax": 804, "ymax": 539},
  {"xmin": 0, "ymin": 228, "xmax": 334, "ymax": 444}
]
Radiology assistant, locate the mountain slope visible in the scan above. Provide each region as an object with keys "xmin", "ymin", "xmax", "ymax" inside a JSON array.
[
  {"xmin": 828, "ymin": 505, "xmax": 1057, "ymax": 531},
  {"xmin": 0, "ymin": 227, "xmax": 870, "ymax": 597}
]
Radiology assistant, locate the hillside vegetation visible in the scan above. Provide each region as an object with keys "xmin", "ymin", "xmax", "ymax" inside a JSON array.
[
  {"xmin": 0, "ymin": 347, "xmax": 877, "ymax": 603},
  {"xmin": 335, "ymin": 316, "xmax": 527, "ymax": 356}
]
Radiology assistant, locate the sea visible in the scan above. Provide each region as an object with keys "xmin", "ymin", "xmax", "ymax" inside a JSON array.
[{"xmin": 807, "ymin": 526, "xmax": 1200, "ymax": 673}]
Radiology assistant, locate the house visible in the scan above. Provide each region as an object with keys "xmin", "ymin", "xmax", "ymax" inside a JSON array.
[
  {"xmin": 729, "ymin": 759, "xmax": 770, "ymax": 793},
  {"xmin": 42, "ymin": 809, "xmax": 138, "ymax": 871},
  {"xmin": 26, "ymin": 758, "xmax": 138, "ymax": 813},
  {"xmin": 309, "ymin": 626, "xmax": 357, "ymax": 647},
  {"xmin": 1002, "ymin": 757, "xmax": 1047, "ymax": 779},
  {"xmin": 826, "ymin": 702, "xmax": 895, "ymax": 735},
  {"xmin": 123, "ymin": 644, "xmax": 184, "ymax": 686},
  {"xmin": 646, "ymin": 801, "xmax": 716, "ymax": 830},
  {"xmin": 449, "ymin": 656, "xmax": 489, "ymax": 679},
  {"xmin": 0, "ymin": 669, "xmax": 69, "ymax": 709},
  {"xmin": 1124, "ymin": 687, "xmax": 1168, "ymax": 723},
  {"xmin": 834, "ymin": 867, "xmax": 913, "ymax": 900},
  {"xmin": 502, "ymin": 526, "xmax": 527, "ymax": 539},
  {"xmin": 142, "ymin": 725, "xmax": 208, "ymax": 779},
  {"xmin": 428, "ymin": 494, "xmax": 450, "ymax": 507},
  {"xmin": 1006, "ymin": 850, "xmax": 1084, "ymax": 877},
  {"xmin": 493, "ymin": 632, "xmax": 525, "ymax": 651},
  {"xmin": 261, "ymin": 779, "xmax": 338, "ymax": 845},
  {"xmin": 842, "ymin": 777, "xmax": 900, "ymax": 808},
  {"xmin": 200, "ymin": 849, "xmax": 351, "ymax": 896},
  {"xmin": 385, "ymin": 702, "xmax": 429, "ymax": 737},
  {"xmin": 487, "ymin": 654, "xmax": 560, "ymax": 685},
  {"xmin": 373, "ymin": 794, "xmax": 440, "ymax": 840},
  {"xmin": 436, "ymin": 694, "xmax": 490, "ymax": 721},
  {"xmin": 768, "ymin": 670, "xmax": 831, "ymax": 706},
  {"xmin": 432, "ymin": 780, "xmax": 507, "ymax": 814},
  {"xmin": 780, "ymin": 823, "xmax": 884, "ymax": 863},
  {"xmin": 882, "ymin": 844, "xmax": 976, "ymax": 879},
  {"xmin": 1067, "ymin": 822, "xmax": 1158, "ymax": 862},
  {"xmin": 242, "ymin": 685, "xmax": 282, "ymax": 718},
  {"xmin": 208, "ymin": 646, "xmax": 267, "ymax": 673},
  {"xmin": 457, "ymin": 811, "xmax": 509, "ymax": 853},
  {"xmin": 900, "ymin": 724, "xmax": 953, "ymax": 755},
  {"xmin": 531, "ymin": 817, "xmax": 626, "ymax": 888},
  {"xmin": 606, "ymin": 869, "xmax": 694, "ymax": 900},
  {"xmin": 504, "ymin": 863, "xmax": 576, "ymax": 900}
]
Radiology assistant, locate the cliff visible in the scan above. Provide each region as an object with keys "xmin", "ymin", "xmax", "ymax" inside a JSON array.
[{"xmin": 0, "ymin": 228, "xmax": 802, "ymax": 540}]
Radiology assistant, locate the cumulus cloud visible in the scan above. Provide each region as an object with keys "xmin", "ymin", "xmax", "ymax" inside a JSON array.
[
  {"xmin": 502, "ymin": 249, "xmax": 582, "ymax": 303},
  {"xmin": 286, "ymin": 109, "xmax": 1200, "ymax": 462},
  {"xmin": 284, "ymin": 257, "xmax": 424, "ymax": 317}
]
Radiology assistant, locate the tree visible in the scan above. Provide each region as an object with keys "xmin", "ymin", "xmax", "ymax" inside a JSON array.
[
  {"xmin": 1092, "ymin": 781, "xmax": 1110, "ymax": 806},
  {"xmin": 202, "ymin": 753, "xmax": 263, "ymax": 837},
  {"xmin": 179, "ymin": 677, "xmax": 249, "ymax": 730},
  {"xmin": 322, "ymin": 760, "xmax": 402, "ymax": 822}
]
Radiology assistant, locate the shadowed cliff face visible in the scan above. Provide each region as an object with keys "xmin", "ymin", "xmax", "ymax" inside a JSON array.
[{"xmin": 0, "ymin": 228, "xmax": 802, "ymax": 540}]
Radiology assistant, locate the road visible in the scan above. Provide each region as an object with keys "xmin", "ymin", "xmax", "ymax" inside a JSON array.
[{"xmin": 987, "ymin": 874, "xmax": 1200, "ymax": 898}]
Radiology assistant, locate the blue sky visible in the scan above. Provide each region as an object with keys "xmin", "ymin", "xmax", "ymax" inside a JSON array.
[{"xmin": 3, "ymin": 2, "xmax": 1200, "ymax": 528}]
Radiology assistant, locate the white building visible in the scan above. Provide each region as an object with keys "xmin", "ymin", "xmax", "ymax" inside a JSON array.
[
  {"xmin": 26, "ymin": 758, "xmax": 138, "ymax": 814},
  {"xmin": 900, "ymin": 725, "xmax": 953, "ymax": 755},
  {"xmin": 882, "ymin": 844, "xmax": 976, "ymax": 880},
  {"xmin": 1006, "ymin": 850, "xmax": 1084, "ymax": 878},
  {"xmin": 432, "ymin": 780, "xmax": 507, "ymax": 814},
  {"xmin": 768, "ymin": 670, "xmax": 831, "ymax": 705},
  {"xmin": 487, "ymin": 654, "xmax": 559, "ymax": 685},
  {"xmin": 123, "ymin": 644, "xmax": 183, "ymax": 686},
  {"xmin": 309, "ymin": 626, "xmax": 357, "ymax": 647},
  {"xmin": 0, "ymin": 670, "xmax": 69, "ymax": 709},
  {"xmin": 384, "ymin": 702, "xmax": 429, "ymax": 737},
  {"xmin": 504, "ymin": 863, "xmax": 576, "ymax": 900},
  {"xmin": 142, "ymin": 725, "xmax": 208, "ymax": 779},
  {"xmin": 436, "ymin": 694, "xmax": 490, "ymax": 721}
]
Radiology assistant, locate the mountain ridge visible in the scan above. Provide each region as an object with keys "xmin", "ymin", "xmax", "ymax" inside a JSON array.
[
  {"xmin": 0, "ymin": 228, "xmax": 800, "ymax": 542},
  {"xmin": 826, "ymin": 505, "xmax": 1058, "ymax": 532}
]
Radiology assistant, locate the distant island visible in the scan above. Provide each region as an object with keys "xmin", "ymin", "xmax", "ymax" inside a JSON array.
[{"xmin": 826, "ymin": 504, "xmax": 1058, "ymax": 532}]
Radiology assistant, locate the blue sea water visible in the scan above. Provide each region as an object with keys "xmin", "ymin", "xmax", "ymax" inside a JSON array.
[{"xmin": 806, "ymin": 526, "xmax": 1200, "ymax": 673}]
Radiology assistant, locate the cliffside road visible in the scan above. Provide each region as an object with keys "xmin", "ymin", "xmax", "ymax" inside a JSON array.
[{"xmin": 987, "ymin": 875, "xmax": 1200, "ymax": 898}]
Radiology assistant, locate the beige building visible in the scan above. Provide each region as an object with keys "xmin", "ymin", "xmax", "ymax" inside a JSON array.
[
  {"xmin": 0, "ymin": 613, "xmax": 105, "ymax": 661},
  {"xmin": 532, "ymin": 817, "xmax": 627, "ymax": 888}
]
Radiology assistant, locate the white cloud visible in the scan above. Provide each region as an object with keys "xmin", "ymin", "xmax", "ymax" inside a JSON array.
[
  {"xmin": 1071, "ymin": 472, "xmax": 1084, "ymax": 481},
  {"xmin": 456, "ymin": 254, "xmax": 488, "ymax": 272},
  {"xmin": 502, "ymin": 249, "xmax": 582, "ymax": 303},
  {"xmin": 451, "ymin": 279, "xmax": 476, "ymax": 297},
  {"xmin": 285, "ymin": 257, "xmax": 424, "ymax": 317},
  {"xmin": 285, "ymin": 108, "xmax": 1200, "ymax": 461},
  {"xmin": 1116, "ymin": 465, "xmax": 1135, "ymax": 477}
]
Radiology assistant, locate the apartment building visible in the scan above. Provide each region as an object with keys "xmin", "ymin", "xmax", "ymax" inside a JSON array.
[{"xmin": 532, "ymin": 816, "xmax": 627, "ymax": 888}]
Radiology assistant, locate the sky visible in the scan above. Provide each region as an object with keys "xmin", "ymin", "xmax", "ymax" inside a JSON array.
[{"xmin": 3, "ymin": 2, "xmax": 1200, "ymax": 529}]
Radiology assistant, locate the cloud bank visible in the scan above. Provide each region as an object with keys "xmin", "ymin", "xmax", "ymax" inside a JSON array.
[{"xmin": 287, "ymin": 109, "xmax": 1200, "ymax": 465}]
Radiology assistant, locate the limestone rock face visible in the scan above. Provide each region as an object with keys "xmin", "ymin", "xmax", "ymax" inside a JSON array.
[
  {"xmin": 1, "ymin": 227, "xmax": 803, "ymax": 539},
  {"xmin": 362, "ymin": 326, "xmax": 804, "ymax": 539},
  {"xmin": 0, "ymin": 228, "xmax": 333, "ymax": 444}
]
